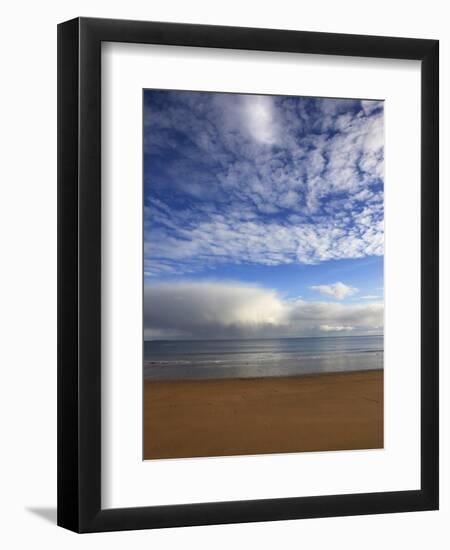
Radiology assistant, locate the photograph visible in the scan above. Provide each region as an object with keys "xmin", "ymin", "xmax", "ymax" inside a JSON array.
[{"xmin": 143, "ymin": 90, "xmax": 384, "ymax": 460}]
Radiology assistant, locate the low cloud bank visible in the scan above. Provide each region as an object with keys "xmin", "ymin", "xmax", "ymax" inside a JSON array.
[{"xmin": 144, "ymin": 282, "xmax": 383, "ymax": 340}]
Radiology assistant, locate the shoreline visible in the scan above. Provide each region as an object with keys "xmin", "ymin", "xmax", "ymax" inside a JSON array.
[
  {"xmin": 143, "ymin": 366, "xmax": 383, "ymax": 382},
  {"xmin": 144, "ymin": 369, "xmax": 383, "ymax": 460}
]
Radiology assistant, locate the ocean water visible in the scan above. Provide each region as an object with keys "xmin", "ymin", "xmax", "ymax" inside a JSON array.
[{"xmin": 143, "ymin": 335, "xmax": 383, "ymax": 381}]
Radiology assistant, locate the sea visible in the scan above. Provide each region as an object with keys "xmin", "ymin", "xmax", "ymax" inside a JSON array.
[{"xmin": 143, "ymin": 335, "xmax": 383, "ymax": 381}]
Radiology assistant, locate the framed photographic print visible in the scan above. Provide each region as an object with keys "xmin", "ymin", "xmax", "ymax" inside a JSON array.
[{"xmin": 57, "ymin": 17, "xmax": 439, "ymax": 532}]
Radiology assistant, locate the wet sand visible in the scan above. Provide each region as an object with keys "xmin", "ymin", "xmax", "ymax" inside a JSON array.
[{"xmin": 143, "ymin": 369, "xmax": 383, "ymax": 459}]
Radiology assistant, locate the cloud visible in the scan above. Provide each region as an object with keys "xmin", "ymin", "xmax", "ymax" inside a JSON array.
[
  {"xmin": 240, "ymin": 95, "xmax": 278, "ymax": 145},
  {"xmin": 144, "ymin": 281, "xmax": 383, "ymax": 340},
  {"xmin": 310, "ymin": 282, "xmax": 358, "ymax": 300},
  {"xmin": 360, "ymin": 295, "xmax": 380, "ymax": 300},
  {"xmin": 361, "ymin": 100, "xmax": 382, "ymax": 116},
  {"xmin": 144, "ymin": 208, "xmax": 384, "ymax": 274},
  {"xmin": 143, "ymin": 92, "xmax": 384, "ymax": 276},
  {"xmin": 319, "ymin": 325, "xmax": 354, "ymax": 332}
]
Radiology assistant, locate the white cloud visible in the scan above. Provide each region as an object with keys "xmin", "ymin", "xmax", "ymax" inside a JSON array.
[
  {"xmin": 320, "ymin": 325, "xmax": 354, "ymax": 332},
  {"xmin": 361, "ymin": 100, "xmax": 383, "ymax": 116},
  {"xmin": 310, "ymin": 282, "xmax": 359, "ymax": 300},
  {"xmin": 144, "ymin": 281, "xmax": 383, "ymax": 340},
  {"xmin": 145, "ymin": 211, "xmax": 384, "ymax": 273},
  {"xmin": 240, "ymin": 95, "xmax": 278, "ymax": 145},
  {"xmin": 360, "ymin": 295, "xmax": 380, "ymax": 300}
]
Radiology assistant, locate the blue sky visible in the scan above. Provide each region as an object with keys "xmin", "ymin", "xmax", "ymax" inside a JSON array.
[{"xmin": 143, "ymin": 90, "xmax": 384, "ymax": 339}]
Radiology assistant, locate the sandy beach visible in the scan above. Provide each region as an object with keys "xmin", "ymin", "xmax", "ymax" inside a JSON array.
[{"xmin": 143, "ymin": 369, "xmax": 383, "ymax": 459}]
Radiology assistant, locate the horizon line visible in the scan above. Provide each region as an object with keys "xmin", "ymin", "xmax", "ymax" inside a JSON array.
[{"xmin": 144, "ymin": 333, "xmax": 384, "ymax": 343}]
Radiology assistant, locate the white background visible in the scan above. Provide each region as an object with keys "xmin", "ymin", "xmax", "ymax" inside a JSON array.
[
  {"xmin": 0, "ymin": 0, "xmax": 448, "ymax": 548},
  {"xmin": 102, "ymin": 43, "xmax": 421, "ymax": 508}
]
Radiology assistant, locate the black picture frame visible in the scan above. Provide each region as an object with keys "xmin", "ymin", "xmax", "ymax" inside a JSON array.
[{"xmin": 57, "ymin": 17, "xmax": 439, "ymax": 533}]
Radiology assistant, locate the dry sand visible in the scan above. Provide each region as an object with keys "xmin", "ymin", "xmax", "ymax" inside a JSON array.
[{"xmin": 143, "ymin": 369, "xmax": 383, "ymax": 460}]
